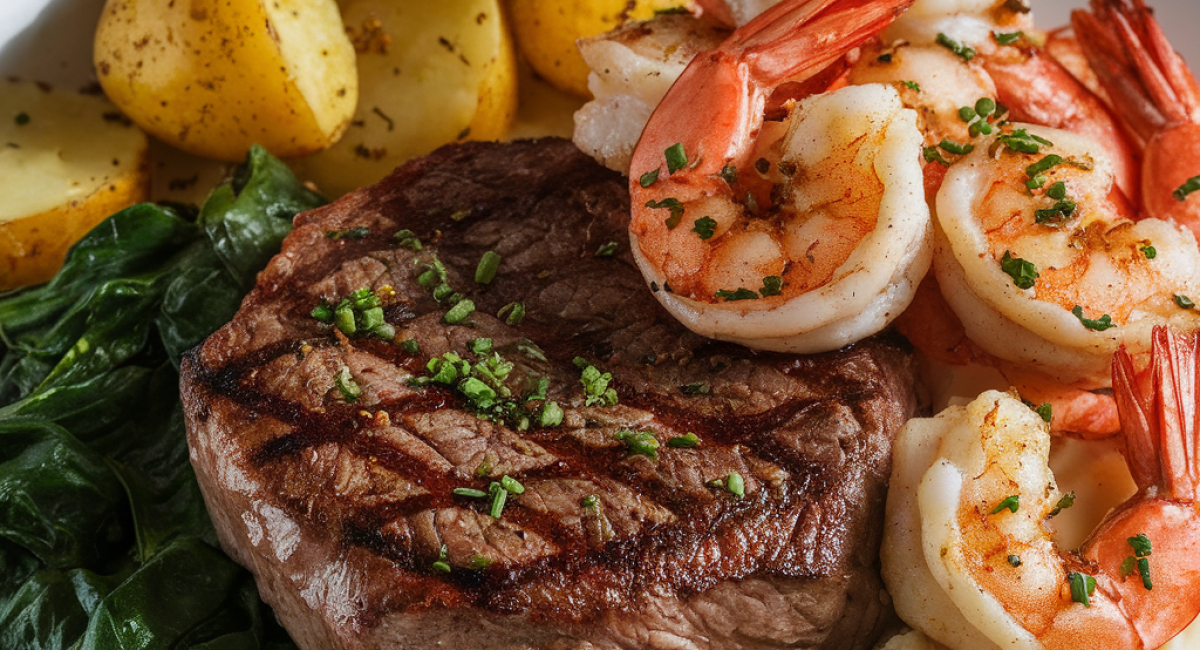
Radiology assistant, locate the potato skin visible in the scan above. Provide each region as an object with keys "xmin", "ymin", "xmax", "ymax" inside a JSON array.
[{"xmin": 94, "ymin": 0, "xmax": 357, "ymax": 161}]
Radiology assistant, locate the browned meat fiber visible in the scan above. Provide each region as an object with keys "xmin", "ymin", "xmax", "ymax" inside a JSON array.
[{"xmin": 181, "ymin": 138, "xmax": 924, "ymax": 650}]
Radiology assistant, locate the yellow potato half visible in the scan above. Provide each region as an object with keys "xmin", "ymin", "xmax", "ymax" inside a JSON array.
[
  {"xmin": 508, "ymin": 0, "xmax": 694, "ymax": 98},
  {"xmin": 292, "ymin": 0, "xmax": 518, "ymax": 197},
  {"xmin": 1, "ymin": 80, "xmax": 149, "ymax": 290},
  {"xmin": 94, "ymin": 0, "xmax": 357, "ymax": 161}
]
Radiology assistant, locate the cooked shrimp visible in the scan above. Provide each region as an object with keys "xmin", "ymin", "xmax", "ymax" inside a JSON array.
[
  {"xmin": 883, "ymin": 327, "xmax": 1200, "ymax": 650},
  {"xmin": 1072, "ymin": 0, "xmax": 1200, "ymax": 240},
  {"xmin": 629, "ymin": 0, "xmax": 932, "ymax": 353},
  {"xmin": 935, "ymin": 123, "xmax": 1200, "ymax": 386}
]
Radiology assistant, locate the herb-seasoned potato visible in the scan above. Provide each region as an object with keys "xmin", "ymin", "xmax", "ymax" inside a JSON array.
[
  {"xmin": 1, "ymin": 80, "xmax": 149, "ymax": 290},
  {"xmin": 290, "ymin": 0, "xmax": 517, "ymax": 197},
  {"xmin": 93, "ymin": 0, "xmax": 357, "ymax": 162},
  {"xmin": 508, "ymin": 0, "xmax": 693, "ymax": 98}
]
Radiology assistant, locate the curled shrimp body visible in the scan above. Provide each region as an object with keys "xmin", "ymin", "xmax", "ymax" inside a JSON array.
[
  {"xmin": 935, "ymin": 123, "xmax": 1200, "ymax": 386},
  {"xmin": 629, "ymin": 0, "xmax": 932, "ymax": 353},
  {"xmin": 883, "ymin": 327, "xmax": 1200, "ymax": 650}
]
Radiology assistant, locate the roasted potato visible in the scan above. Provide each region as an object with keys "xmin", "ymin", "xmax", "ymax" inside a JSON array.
[
  {"xmin": 508, "ymin": 0, "xmax": 694, "ymax": 98},
  {"xmin": 93, "ymin": 0, "xmax": 357, "ymax": 162},
  {"xmin": 292, "ymin": 0, "xmax": 518, "ymax": 197},
  {"xmin": 1, "ymin": 79, "xmax": 149, "ymax": 290}
]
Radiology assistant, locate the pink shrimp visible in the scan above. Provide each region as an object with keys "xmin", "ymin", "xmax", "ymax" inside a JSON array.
[
  {"xmin": 628, "ymin": 0, "xmax": 933, "ymax": 354},
  {"xmin": 1073, "ymin": 0, "xmax": 1200, "ymax": 242},
  {"xmin": 884, "ymin": 326, "xmax": 1200, "ymax": 650}
]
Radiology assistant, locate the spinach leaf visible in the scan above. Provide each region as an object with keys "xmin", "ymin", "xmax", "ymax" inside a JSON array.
[{"xmin": 0, "ymin": 145, "xmax": 318, "ymax": 650}]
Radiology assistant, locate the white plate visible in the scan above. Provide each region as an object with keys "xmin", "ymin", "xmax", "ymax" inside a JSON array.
[{"xmin": 1, "ymin": 0, "xmax": 1198, "ymax": 87}]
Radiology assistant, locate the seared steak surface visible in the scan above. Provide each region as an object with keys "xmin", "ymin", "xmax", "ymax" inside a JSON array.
[{"xmin": 181, "ymin": 139, "xmax": 923, "ymax": 650}]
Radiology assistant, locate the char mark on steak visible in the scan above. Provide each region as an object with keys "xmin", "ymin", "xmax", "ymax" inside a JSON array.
[{"xmin": 181, "ymin": 138, "xmax": 924, "ymax": 650}]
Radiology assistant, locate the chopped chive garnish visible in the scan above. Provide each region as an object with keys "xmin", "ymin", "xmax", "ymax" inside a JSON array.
[
  {"xmin": 1175, "ymin": 294, "xmax": 1195, "ymax": 309},
  {"xmin": 335, "ymin": 367, "xmax": 361, "ymax": 402},
  {"xmin": 432, "ymin": 545, "xmax": 451, "ymax": 573},
  {"xmin": 680, "ymin": 383, "xmax": 709, "ymax": 395},
  {"xmin": 1049, "ymin": 491, "xmax": 1075, "ymax": 516},
  {"xmin": 719, "ymin": 164, "xmax": 738, "ymax": 185},
  {"xmin": 923, "ymin": 146, "xmax": 951, "ymax": 166},
  {"xmin": 726, "ymin": 472, "xmax": 745, "ymax": 498},
  {"xmin": 901, "ymin": 80, "xmax": 921, "ymax": 92},
  {"xmin": 469, "ymin": 338, "xmax": 492, "ymax": 355},
  {"xmin": 1047, "ymin": 181, "xmax": 1068, "ymax": 200},
  {"xmin": 996, "ymin": 129, "xmax": 1052, "ymax": 154},
  {"xmin": 1071, "ymin": 305, "xmax": 1115, "ymax": 331},
  {"xmin": 488, "ymin": 482, "xmax": 508, "ymax": 518},
  {"xmin": 615, "ymin": 429, "xmax": 660, "ymax": 461},
  {"xmin": 311, "ymin": 304, "xmax": 334, "ymax": 321},
  {"xmin": 1008, "ymin": 555, "xmax": 1022, "ymax": 567},
  {"xmin": 939, "ymin": 139, "xmax": 975, "ymax": 155},
  {"xmin": 1035, "ymin": 199, "xmax": 1077, "ymax": 226},
  {"xmin": 936, "ymin": 33, "xmax": 976, "ymax": 61},
  {"xmin": 1068, "ymin": 572, "xmax": 1097, "ymax": 607},
  {"xmin": 994, "ymin": 31, "xmax": 1025, "ymax": 45},
  {"xmin": 469, "ymin": 554, "xmax": 492, "ymax": 569},
  {"xmin": 394, "ymin": 229, "xmax": 422, "ymax": 250},
  {"xmin": 990, "ymin": 494, "xmax": 1020, "ymax": 514},
  {"xmin": 668, "ymin": 433, "xmax": 700, "ymax": 448},
  {"xmin": 975, "ymin": 97, "xmax": 996, "ymax": 116},
  {"xmin": 1026, "ymin": 174, "xmax": 1048, "ymax": 191},
  {"xmin": 475, "ymin": 251, "xmax": 502, "ymax": 284},
  {"xmin": 958, "ymin": 106, "xmax": 977, "ymax": 123},
  {"xmin": 760, "ymin": 275, "xmax": 784, "ymax": 297},
  {"xmin": 335, "ymin": 303, "xmax": 356, "ymax": 334},
  {"xmin": 580, "ymin": 364, "xmax": 618, "ymax": 406},
  {"xmin": 444, "ymin": 299, "xmax": 476, "ymax": 324},
  {"xmin": 1128, "ymin": 534, "xmax": 1153, "ymax": 589},
  {"xmin": 453, "ymin": 487, "xmax": 488, "ymax": 498},
  {"xmin": 640, "ymin": 169, "xmax": 660, "ymax": 188},
  {"xmin": 538, "ymin": 401, "xmax": 564, "ymax": 427},
  {"xmin": 715, "ymin": 287, "xmax": 759, "ymax": 301},
  {"xmin": 1036, "ymin": 402, "xmax": 1053, "ymax": 424},
  {"xmin": 1000, "ymin": 251, "xmax": 1039, "ymax": 289},
  {"xmin": 402, "ymin": 339, "xmax": 420, "ymax": 354},
  {"xmin": 665, "ymin": 143, "xmax": 688, "ymax": 174},
  {"xmin": 968, "ymin": 119, "xmax": 994, "ymax": 137},
  {"xmin": 596, "ymin": 241, "xmax": 619, "ymax": 257},
  {"xmin": 692, "ymin": 216, "xmax": 717, "ymax": 240},
  {"xmin": 646, "ymin": 197, "xmax": 685, "ymax": 229},
  {"xmin": 581, "ymin": 494, "xmax": 599, "ymax": 508},
  {"xmin": 1142, "ymin": 245, "xmax": 1157, "ymax": 259},
  {"xmin": 500, "ymin": 475, "xmax": 524, "ymax": 494},
  {"xmin": 1173, "ymin": 175, "xmax": 1200, "ymax": 201},
  {"xmin": 1025, "ymin": 154, "xmax": 1063, "ymax": 178},
  {"xmin": 498, "ymin": 301, "xmax": 525, "ymax": 326}
]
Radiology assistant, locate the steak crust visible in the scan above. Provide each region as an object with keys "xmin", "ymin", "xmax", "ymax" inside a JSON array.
[{"xmin": 181, "ymin": 138, "xmax": 925, "ymax": 650}]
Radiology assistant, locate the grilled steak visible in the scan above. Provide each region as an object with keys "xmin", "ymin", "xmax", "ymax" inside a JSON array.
[{"xmin": 181, "ymin": 138, "xmax": 924, "ymax": 650}]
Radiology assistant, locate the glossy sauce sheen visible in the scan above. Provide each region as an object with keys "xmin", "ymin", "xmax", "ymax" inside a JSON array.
[{"xmin": 181, "ymin": 138, "xmax": 925, "ymax": 650}]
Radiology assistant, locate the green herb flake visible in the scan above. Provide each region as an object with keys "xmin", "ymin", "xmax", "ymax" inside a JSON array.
[
  {"xmin": 990, "ymin": 494, "xmax": 1020, "ymax": 515},
  {"xmin": 692, "ymin": 216, "xmax": 718, "ymax": 240},
  {"xmin": 975, "ymin": 97, "xmax": 996, "ymax": 117},
  {"xmin": 453, "ymin": 487, "xmax": 488, "ymax": 499},
  {"xmin": 923, "ymin": 146, "xmax": 951, "ymax": 166},
  {"xmin": 1049, "ymin": 491, "xmax": 1075, "ymax": 517},
  {"xmin": 444, "ymin": 299, "xmax": 476, "ymax": 325},
  {"xmin": 1046, "ymin": 181, "xmax": 1068, "ymax": 200},
  {"xmin": 939, "ymin": 139, "xmax": 975, "ymax": 156},
  {"xmin": 760, "ymin": 275, "xmax": 784, "ymax": 297},
  {"xmin": 1173, "ymin": 175, "xmax": 1200, "ymax": 202},
  {"xmin": 680, "ymin": 383, "xmax": 710, "ymax": 395},
  {"xmin": 1121, "ymin": 556, "xmax": 1137, "ymax": 577},
  {"xmin": 1068, "ymin": 572, "xmax": 1097, "ymax": 607},
  {"xmin": 615, "ymin": 429, "xmax": 660, "ymax": 461},
  {"xmin": 488, "ymin": 482, "xmax": 508, "ymax": 518},
  {"xmin": 719, "ymin": 164, "xmax": 738, "ymax": 185},
  {"xmin": 335, "ymin": 303, "xmax": 357, "ymax": 335},
  {"xmin": 1000, "ymin": 251, "xmax": 1039, "ymax": 289},
  {"xmin": 394, "ymin": 229, "xmax": 422, "ymax": 250},
  {"xmin": 402, "ymin": 339, "xmax": 420, "ymax": 354},
  {"xmin": 432, "ymin": 545, "xmax": 451, "ymax": 573},
  {"xmin": 538, "ymin": 401, "xmax": 564, "ymax": 427},
  {"xmin": 716, "ymin": 287, "xmax": 759, "ymax": 301},
  {"xmin": 665, "ymin": 142, "xmax": 688, "ymax": 174},
  {"xmin": 1071, "ymin": 305, "xmax": 1115, "ymax": 331},
  {"xmin": 469, "ymin": 338, "xmax": 493, "ymax": 355},
  {"xmin": 311, "ymin": 304, "xmax": 334, "ymax": 322},
  {"xmin": 997, "ymin": 129, "xmax": 1052, "ymax": 155},
  {"xmin": 335, "ymin": 366, "xmax": 361, "ymax": 403},
  {"xmin": 1143, "ymin": 245, "xmax": 1157, "ymax": 259},
  {"xmin": 936, "ymin": 32, "xmax": 976, "ymax": 60},
  {"xmin": 325, "ymin": 227, "xmax": 371, "ymax": 240},
  {"xmin": 475, "ymin": 251, "xmax": 502, "ymax": 284},
  {"xmin": 498, "ymin": 301, "xmax": 525, "ymax": 326},
  {"xmin": 500, "ymin": 475, "xmax": 525, "ymax": 495},
  {"xmin": 646, "ymin": 197, "xmax": 686, "ymax": 229},
  {"xmin": 901, "ymin": 80, "xmax": 921, "ymax": 92},
  {"xmin": 1035, "ymin": 199, "xmax": 1077, "ymax": 226},
  {"xmin": 958, "ymin": 106, "xmax": 978, "ymax": 123},
  {"xmin": 1007, "ymin": 555, "xmax": 1022, "ymax": 567},
  {"xmin": 469, "ymin": 554, "xmax": 493, "ymax": 569},
  {"xmin": 994, "ymin": 31, "xmax": 1025, "ymax": 45},
  {"xmin": 640, "ymin": 169, "xmax": 660, "ymax": 188},
  {"xmin": 668, "ymin": 432, "xmax": 700, "ymax": 448},
  {"xmin": 1026, "ymin": 174, "xmax": 1048, "ymax": 191},
  {"xmin": 1129, "ymin": 533, "xmax": 1152, "ymax": 557},
  {"xmin": 1175, "ymin": 294, "xmax": 1196, "ymax": 309},
  {"xmin": 596, "ymin": 241, "xmax": 619, "ymax": 257},
  {"xmin": 580, "ymin": 365, "xmax": 618, "ymax": 406},
  {"xmin": 726, "ymin": 471, "xmax": 745, "ymax": 498},
  {"xmin": 1036, "ymin": 402, "xmax": 1053, "ymax": 424},
  {"xmin": 1128, "ymin": 533, "xmax": 1154, "ymax": 590},
  {"xmin": 581, "ymin": 494, "xmax": 599, "ymax": 508}
]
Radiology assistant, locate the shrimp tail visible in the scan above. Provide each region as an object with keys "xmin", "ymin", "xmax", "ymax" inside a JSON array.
[
  {"xmin": 1071, "ymin": 0, "xmax": 1200, "ymax": 143},
  {"xmin": 1113, "ymin": 326, "xmax": 1200, "ymax": 501}
]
